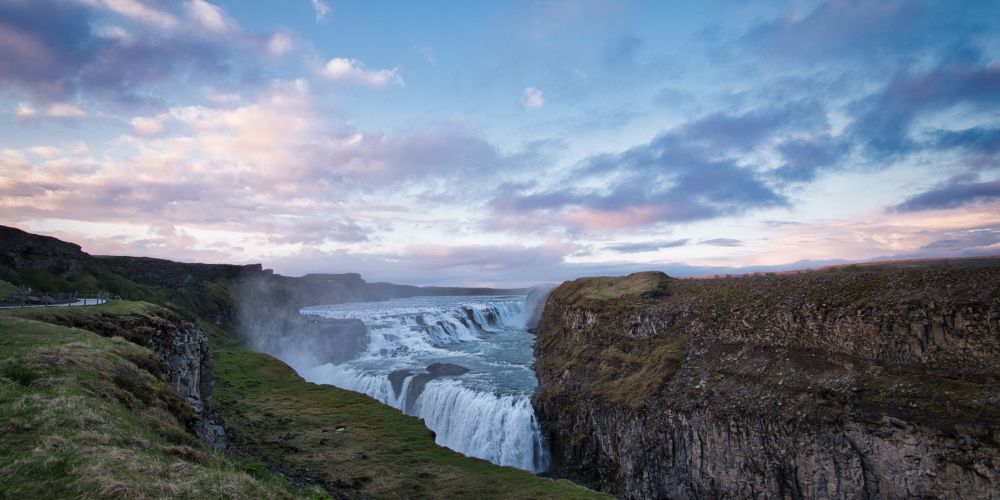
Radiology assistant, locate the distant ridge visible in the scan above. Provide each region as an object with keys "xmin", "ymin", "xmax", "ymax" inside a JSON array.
[{"xmin": 686, "ymin": 255, "xmax": 1000, "ymax": 279}]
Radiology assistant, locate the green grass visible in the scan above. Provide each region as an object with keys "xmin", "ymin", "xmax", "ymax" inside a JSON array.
[
  {"xmin": 596, "ymin": 333, "xmax": 688, "ymax": 408},
  {"xmin": 214, "ymin": 348, "xmax": 609, "ymax": 499},
  {"xmin": 552, "ymin": 272, "xmax": 671, "ymax": 304},
  {"xmin": 0, "ymin": 279, "xmax": 19, "ymax": 298},
  {"xmin": 0, "ymin": 310, "xmax": 322, "ymax": 498}
]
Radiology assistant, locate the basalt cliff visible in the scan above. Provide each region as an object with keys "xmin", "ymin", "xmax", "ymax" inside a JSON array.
[{"xmin": 532, "ymin": 265, "xmax": 1000, "ymax": 499}]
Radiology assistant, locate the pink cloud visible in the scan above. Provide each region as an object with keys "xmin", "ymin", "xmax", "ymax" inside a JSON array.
[
  {"xmin": 562, "ymin": 206, "xmax": 666, "ymax": 230},
  {"xmin": 753, "ymin": 202, "xmax": 1000, "ymax": 266}
]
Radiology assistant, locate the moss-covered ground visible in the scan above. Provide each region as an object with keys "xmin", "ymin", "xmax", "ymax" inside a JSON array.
[
  {"xmin": 0, "ymin": 303, "xmax": 311, "ymax": 498},
  {"xmin": 0, "ymin": 279, "xmax": 19, "ymax": 298}
]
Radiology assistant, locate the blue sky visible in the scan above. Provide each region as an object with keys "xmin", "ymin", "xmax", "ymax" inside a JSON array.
[{"xmin": 1, "ymin": 0, "xmax": 999, "ymax": 286}]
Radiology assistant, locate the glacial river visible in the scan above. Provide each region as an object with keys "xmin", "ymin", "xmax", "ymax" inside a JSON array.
[{"xmin": 298, "ymin": 295, "xmax": 549, "ymax": 472}]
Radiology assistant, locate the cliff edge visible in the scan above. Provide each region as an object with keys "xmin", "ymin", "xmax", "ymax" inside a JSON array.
[{"xmin": 533, "ymin": 266, "xmax": 1000, "ymax": 499}]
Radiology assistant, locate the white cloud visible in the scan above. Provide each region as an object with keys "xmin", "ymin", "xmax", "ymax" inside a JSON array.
[
  {"xmin": 130, "ymin": 113, "xmax": 170, "ymax": 136},
  {"xmin": 94, "ymin": 25, "xmax": 134, "ymax": 44},
  {"xmin": 203, "ymin": 89, "xmax": 242, "ymax": 104},
  {"xmin": 322, "ymin": 58, "xmax": 403, "ymax": 87},
  {"xmin": 311, "ymin": 0, "xmax": 331, "ymax": 23},
  {"xmin": 522, "ymin": 87, "xmax": 544, "ymax": 109},
  {"xmin": 93, "ymin": 0, "xmax": 179, "ymax": 29},
  {"xmin": 15, "ymin": 103, "xmax": 37, "ymax": 120},
  {"xmin": 28, "ymin": 146, "xmax": 61, "ymax": 159},
  {"xmin": 16, "ymin": 102, "xmax": 88, "ymax": 120},
  {"xmin": 267, "ymin": 33, "xmax": 293, "ymax": 56},
  {"xmin": 186, "ymin": 0, "xmax": 233, "ymax": 33},
  {"xmin": 46, "ymin": 102, "xmax": 88, "ymax": 118}
]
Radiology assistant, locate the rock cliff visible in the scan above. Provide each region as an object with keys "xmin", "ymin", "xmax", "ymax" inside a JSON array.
[
  {"xmin": 533, "ymin": 267, "xmax": 1000, "ymax": 499},
  {"xmin": 31, "ymin": 306, "xmax": 227, "ymax": 448}
]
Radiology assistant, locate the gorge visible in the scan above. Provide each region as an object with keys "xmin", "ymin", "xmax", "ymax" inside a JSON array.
[{"xmin": 2, "ymin": 225, "xmax": 999, "ymax": 498}]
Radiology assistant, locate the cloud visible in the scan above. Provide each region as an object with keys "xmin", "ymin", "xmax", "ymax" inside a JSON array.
[
  {"xmin": 129, "ymin": 113, "xmax": 169, "ymax": 135},
  {"xmin": 770, "ymin": 135, "xmax": 850, "ymax": 183},
  {"xmin": 894, "ymin": 177, "xmax": 1000, "ymax": 212},
  {"xmin": 756, "ymin": 202, "xmax": 1000, "ymax": 266},
  {"xmin": 0, "ymin": 77, "xmax": 540, "ymax": 265},
  {"xmin": 15, "ymin": 103, "xmax": 36, "ymax": 120},
  {"xmin": 850, "ymin": 60, "xmax": 1000, "ymax": 156},
  {"xmin": 321, "ymin": 58, "xmax": 403, "ymax": 87},
  {"xmin": 266, "ymin": 33, "xmax": 293, "ymax": 56},
  {"xmin": 701, "ymin": 238, "xmax": 743, "ymax": 247},
  {"xmin": 680, "ymin": 101, "xmax": 827, "ymax": 151},
  {"xmin": 89, "ymin": 0, "xmax": 180, "ymax": 29},
  {"xmin": 929, "ymin": 126, "xmax": 1000, "ymax": 157},
  {"xmin": 605, "ymin": 239, "xmax": 688, "ymax": 253},
  {"xmin": 15, "ymin": 102, "xmax": 87, "ymax": 119},
  {"xmin": 311, "ymin": 0, "xmax": 331, "ymax": 23},
  {"xmin": 0, "ymin": 0, "xmax": 292, "ymax": 107},
  {"xmin": 94, "ymin": 25, "xmax": 134, "ymax": 44},
  {"xmin": 186, "ymin": 0, "xmax": 234, "ymax": 34},
  {"xmin": 739, "ymin": 0, "xmax": 996, "ymax": 68},
  {"xmin": 490, "ymin": 103, "xmax": 810, "ymax": 232},
  {"xmin": 0, "ymin": 0, "xmax": 225, "ymax": 104},
  {"xmin": 46, "ymin": 102, "xmax": 88, "ymax": 117},
  {"xmin": 522, "ymin": 87, "xmax": 544, "ymax": 109}
]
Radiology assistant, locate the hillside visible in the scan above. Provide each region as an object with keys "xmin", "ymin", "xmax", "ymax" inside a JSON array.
[
  {"xmin": 533, "ymin": 267, "xmax": 1000, "ymax": 498},
  {"xmin": 0, "ymin": 302, "xmax": 306, "ymax": 498}
]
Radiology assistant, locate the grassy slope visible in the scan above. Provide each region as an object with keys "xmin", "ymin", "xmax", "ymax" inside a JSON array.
[
  {"xmin": 543, "ymin": 272, "xmax": 688, "ymax": 408},
  {"xmin": 0, "ymin": 302, "xmax": 319, "ymax": 499},
  {"xmin": 0, "ymin": 279, "xmax": 19, "ymax": 298},
  {"xmin": 215, "ymin": 348, "xmax": 607, "ymax": 499}
]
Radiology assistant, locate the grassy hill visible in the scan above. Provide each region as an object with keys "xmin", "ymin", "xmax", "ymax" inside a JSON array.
[{"xmin": 0, "ymin": 302, "xmax": 306, "ymax": 498}]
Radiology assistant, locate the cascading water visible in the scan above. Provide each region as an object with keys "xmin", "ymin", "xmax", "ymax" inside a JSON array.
[{"xmin": 299, "ymin": 295, "xmax": 550, "ymax": 472}]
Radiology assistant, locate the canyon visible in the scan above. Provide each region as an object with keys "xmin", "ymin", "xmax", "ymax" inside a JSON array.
[{"xmin": 4, "ymin": 223, "xmax": 999, "ymax": 498}]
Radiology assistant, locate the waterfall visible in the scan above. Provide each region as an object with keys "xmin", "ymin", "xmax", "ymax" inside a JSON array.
[{"xmin": 298, "ymin": 295, "xmax": 550, "ymax": 472}]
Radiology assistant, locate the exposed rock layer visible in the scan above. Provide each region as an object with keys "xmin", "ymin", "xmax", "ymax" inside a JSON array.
[
  {"xmin": 533, "ymin": 267, "xmax": 1000, "ymax": 499},
  {"xmin": 34, "ymin": 306, "xmax": 228, "ymax": 448}
]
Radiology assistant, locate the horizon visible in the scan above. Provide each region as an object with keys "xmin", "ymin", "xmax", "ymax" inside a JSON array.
[{"xmin": 2, "ymin": 1, "xmax": 999, "ymax": 287}]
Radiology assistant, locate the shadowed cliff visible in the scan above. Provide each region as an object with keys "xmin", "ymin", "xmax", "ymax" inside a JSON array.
[{"xmin": 533, "ymin": 265, "xmax": 1000, "ymax": 499}]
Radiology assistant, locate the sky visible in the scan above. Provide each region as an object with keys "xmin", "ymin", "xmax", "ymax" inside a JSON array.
[{"xmin": 1, "ymin": 0, "xmax": 999, "ymax": 286}]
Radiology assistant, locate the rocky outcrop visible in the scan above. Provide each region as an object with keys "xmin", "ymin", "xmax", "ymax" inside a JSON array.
[
  {"xmin": 389, "ymin": 363, "xmax": 471, "ymax": 412},
  {"xmin": 42, "ymin": 307, "xmax": 227, "ymax": 449},
  {"xmin": 533, "ymin": 267, "xmax": 1000, "ymax": 499},
  {"xmin": 241, "ymin": 311, "xmax": 369, "ymax": 371},
  {"xmin": 139, "ymin": 311, "xmax": 227, "ymax": 448},
  {"xmin": 0, "ymin": 225, "xmax": 89, "ymax": 280}
]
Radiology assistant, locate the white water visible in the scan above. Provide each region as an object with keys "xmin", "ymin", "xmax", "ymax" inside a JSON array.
[{"xmin": 299, "ymin": 295, "xmax": 550, "ymax": 472}]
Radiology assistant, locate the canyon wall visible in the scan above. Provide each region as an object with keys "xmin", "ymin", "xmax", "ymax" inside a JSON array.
[{"xmin": 533, "ymin": 267, "xmax": 1000, "ymax": 499}]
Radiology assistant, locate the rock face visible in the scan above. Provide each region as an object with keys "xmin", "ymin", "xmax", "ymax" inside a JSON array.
[
  {"xmin": 140, "ymin": 311, "xmax": 227, "ymax": 448},
  {"xmin": 533, "ymin": 267, "xmax": 1000, "ymax": 499},
  {"xmin": 389, "ymin": 363, "xmax": 471, "ymax": 412},
  {"xmin": 49, "ymin": 307, "xmax": 228, "ymax": 449}
]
